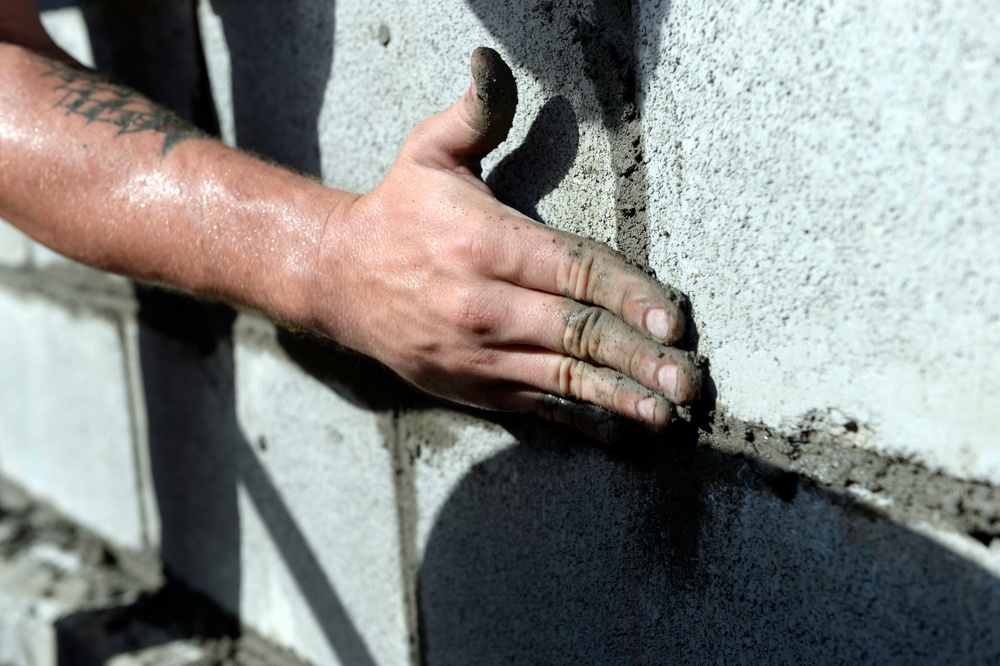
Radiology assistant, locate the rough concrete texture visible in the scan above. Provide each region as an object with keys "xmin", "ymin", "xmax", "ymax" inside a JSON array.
[
  {"xmin": 0, "ymin": 0, "xmax": 995, "ymax": 664},
  {"xmin": 203, "ymin": 0, "xmax": 622, "ymax": 246},
  {"xmin": 401, "ymin": 404, "xmax": 1000, "ymax": 663},
  {"xmin": 0, "ymin": 479, "xmax": 310, "ymax": 666},
  {"xmin": 413, "ymin": 425, "xmax": 1000, "ymax": 664},
  {"xmin": 135, "ymin": 310, "xmax": 410, "ymax": 666},
  {"xmin": 234, "ymin": 316, "xmax": 410, "ymax": 666},
  {"xmin": 635, "ymin": 1, "xmax": 1000, "ymax": 484},
  {"xmin": 0, "ymin": 288, "xmax": 148, "ymax": 550}
]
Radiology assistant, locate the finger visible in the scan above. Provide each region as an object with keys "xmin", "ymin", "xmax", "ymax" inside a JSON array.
[
  {"xmin": 405, "ymin": 46, "xmax": 517, "ymax": 169},
  {"xmin": 486, "ymin": 347, "xmax": 676, "ymax": 431},
  {"xmin": 499, "ymin": 391, "xmax": 652, "ymax": 446},
  {"xmin": 475, "ymin": 218, "xmax": 688, "ymax": 344},
  {"xmin": 493, "ymin": 286, "xmax": 700, "ymax": 403}
]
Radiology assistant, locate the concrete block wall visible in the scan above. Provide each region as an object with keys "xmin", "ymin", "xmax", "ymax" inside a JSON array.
[
  {"xmin": 0, "ymin": 0, "xmax": 997, "ymax": 664},
  {"xmin": 0, "ymin": 287, "xmax": 150, "ymax": 551}
]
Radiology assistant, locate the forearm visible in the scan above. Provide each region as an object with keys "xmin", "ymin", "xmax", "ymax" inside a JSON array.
[
  {"xmin": 1, "ymin": 35, "xmax": 702, "ymax": 440},
  {"xmin": 0, "ymin": 42, "xmax": 353, "ymax": 326}
]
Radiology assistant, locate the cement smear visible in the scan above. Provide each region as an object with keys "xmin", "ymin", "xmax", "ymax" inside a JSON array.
[
  {"xmin": 572, "ymin": 0, "xmax": 652, "ymax": 269},
  {"xmin": 697, "ymin": 408, "xmax": 1000, "ymax": 547}
]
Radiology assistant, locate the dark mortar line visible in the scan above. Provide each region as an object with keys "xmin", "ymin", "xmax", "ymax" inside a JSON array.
[
  {"xmin": 573, "ymin": 1, "xmax": 653, "ymax": 270},
  {"xmin": 700, "ymin": 408, "xmax": 1000, "ymax": 546},
  {"xmin": 241, "ymin": 315, "xmax": 1000, "ymax": 553},
  {"xmin": 609, "ymin": 114, "xmax": 652, "ymax": 269},
  {"xmin": 388, "ymin": 406, "xmax": 424, "ymax": 666},
  {"xmin": 0, "ymin": 265, "xmax": 137, "ymax": 316},
  {"xmin": 116, "ymin": 314, "xmax": 157, "ymax": 553}
]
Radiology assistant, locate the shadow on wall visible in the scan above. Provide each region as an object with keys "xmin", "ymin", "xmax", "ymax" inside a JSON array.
[
  {"xmin": 51, "ymin": 2, "xmax": 376, "ymax": 664},
  {"xmin": 208, "ymin": 0, "xmax": 335, "ymax": 176},
  {"xmin": 422, "ymin": 2, "xmax": 1000, "ymax": 663},
  {"xmin": 486, "ymin": 95, "xmax": 580, "ymax": 222},
  {"xmin": 45, "ymin": 1, "xmax": 1000, "ymax": 665},
  {"xmin": 471, "ymin": 0, "xmax": 674, "ymax": 269},
  {"xmin": 417, "ymin": 435, "xmax": 1000, "ymax": 664},
  {"xmin": 135, "ymin": 293, "xmax": 381, "ymax": 666}
]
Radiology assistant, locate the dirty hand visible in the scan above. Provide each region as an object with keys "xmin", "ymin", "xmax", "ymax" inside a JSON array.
[{"xmin": 313, "ymin": 48, "xmax": 701, "ymax": 441}]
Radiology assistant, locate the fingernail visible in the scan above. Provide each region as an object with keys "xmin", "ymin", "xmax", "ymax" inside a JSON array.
[
  {"xmin": 657, "ymin": 365, "xmax": 678, "ymax": 398},
  {"xmin": 646, "ymin": 308, "xmax": 670, "ymax": 339},
  {"xmin": 637, "ymin": 396, "xmax": 657, "ymax": 423}
]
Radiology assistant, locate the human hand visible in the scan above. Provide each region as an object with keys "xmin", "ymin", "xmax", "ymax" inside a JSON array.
[{"xmin": 313, "ymin": 48, "xmax": 701, "ymax": 442}]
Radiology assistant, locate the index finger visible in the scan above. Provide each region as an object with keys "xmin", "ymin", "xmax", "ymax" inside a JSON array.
[{"xmin": 477, "ymin": 214, "xmax": 688, "ymax": 344}]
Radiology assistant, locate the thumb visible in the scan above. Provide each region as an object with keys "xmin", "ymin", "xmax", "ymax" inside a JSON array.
[{"xmin": 408, "ymin": 47, "xmax": 518, "ymax": 170}]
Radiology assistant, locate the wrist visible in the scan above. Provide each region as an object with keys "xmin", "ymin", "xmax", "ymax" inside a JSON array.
[{"xmin": 278, "ymin": 183, "xmax": 360, "ymax": 340}]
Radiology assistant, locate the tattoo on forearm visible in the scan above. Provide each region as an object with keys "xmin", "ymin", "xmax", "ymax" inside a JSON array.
[{"xmin": 43, "ymin": 61, "xmax": 207, "ymax": 156}]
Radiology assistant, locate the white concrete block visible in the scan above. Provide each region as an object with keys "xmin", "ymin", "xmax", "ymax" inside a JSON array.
[
  {"xmin": 232, "ymin": 319, "xmax": 408, "ymax": 666},
  {"xmin": 406, "ymin": 410, "xmax": 518, "ymax": 561},
  {"xmin": 39, "ymin": 6, "xmax": 95, "ymax": 68},
  {"xmin": 107, "ymin": 642, "xmax": 207, "ymax": 666},
  {"xmin": 144, "ymin": 313, "xmax": 409, "ymax": 666},
  {"xmin": 0, "ymin": 219, "xmax": 30, "ymax": 268},
  {"xmin": 196, "ymin": 0, "xmax": 236, "ymax": 147},
  {"xmin": 0, "ymin": 549, "xmax": 78, "ymax": 666},
  {"xmin": 318, "ymin": 0, "xmax": 618, "ymax": 244},
  {"xmin": 637, "ymin": 1, "xmax": 1000, "ymax": 483},
  {"xmin": 0, "ymin": 289, "xmax": 146, "ymax": 549},
  {"xmin": 412, "ymin": 417, "xmax": 1000, "ymax": 664},
  {"xmin": 29, "ymin": 241, "xmax": 131, "ymax": 288}
]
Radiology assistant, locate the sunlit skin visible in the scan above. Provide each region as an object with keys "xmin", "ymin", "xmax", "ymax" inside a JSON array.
[{"xmin": 0, "ymin": 0, "xmax": 701, "ymax": 443}]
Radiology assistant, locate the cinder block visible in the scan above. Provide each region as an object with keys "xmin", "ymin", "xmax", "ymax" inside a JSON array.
[
  {"xmin": 0, "ymin": 289, "xmax": 147, "ymax": 549},
  {"xmin": 411, "ymin": 415, "xmax": 1000, "ymax": 665},
  {"xmin": 29, "ymin": 241, "xmax": 131, "ymax": 289},
  {"xmin": 198, "ymin": 0, "xmax": 618, "ymax": 244},
  {"xmin": 234, "ymin": 325, "xmax": 409, "ymax": 666},
  {"xmin": 636, "ymin": 1, "xmax": 1000, "ymax": 483},
  {"xmin": 39, "ymin": 5, "xmax": 95, "ymax": 68},
  {"xmin": 0, "ymin": 220, "xmax": 30, "ymax": 268},
  {"xmin": 139, "ymin": 313, "xmax": 408, "ymax": 666}
]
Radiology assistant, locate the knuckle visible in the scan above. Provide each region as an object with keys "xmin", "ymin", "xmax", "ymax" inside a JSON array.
[
  {"xmin": 560, "ymin": 240, "xmax": 601, "ymax": 302},
  {"xmin": 456, "ymin": 290, "xmax": 503, "ymax": 337},
  {"xmin": 603, "ymin": 376, "xmax": 631, "ymax": 417},
  {"xmin": 463, "ymin": 226, "xmax": 496, "ymax": 274},
  {"xmin": 626, "ymin": 342, "xmax": 653, "ymax": 387},
  {"xmin": 405, "ymin": 118, "xmax": 435, "ymax": 151},
  {"xmin": 555, "ymin": 356, "xmax": 587, "ymax": 399},
  {"xmin": 562, "ymin": 306, "xmax": 609, "ymax": 361}
]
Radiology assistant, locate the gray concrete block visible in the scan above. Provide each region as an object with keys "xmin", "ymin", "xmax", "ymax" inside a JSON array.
[
  {"xmin": 29, "ymin": 241, "xmax": 131, "ymax": 289},
  {"xmin": 39, "ymin": 5, "xmax": 95, "ymax": 68},
  {"xmin": 198, "ymin": 0, "xmax": 618, "ymax": 243},
  {"xmin": 635, "ymin": 1, "xmax": 1000, "ymax": 483},
  {"xmin": 324, "ymin": 0, "xmax": 620, "ymax": 244},
  {"xmin": 411, "ymin": 419, "xmax": 1000, "ymax": 665},
  {"xmin": 234, "ymin": 325, "xmax": 408, "ymax": 666},
  {"xmin": 138, "ymin": 312, "xmax": 408, "ymax": 666},
  {"xmin": 0, "ymin": 289, "xmax": 147, "ymax": 550},
  {"xmin": 105, "ymin": 642, "xmax": 207, "ymax": 666}
]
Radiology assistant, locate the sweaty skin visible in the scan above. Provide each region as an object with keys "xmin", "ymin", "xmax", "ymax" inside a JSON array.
[{"xmin": 0, "ymin": 1, "xmax": 700, "ymax": 443}]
